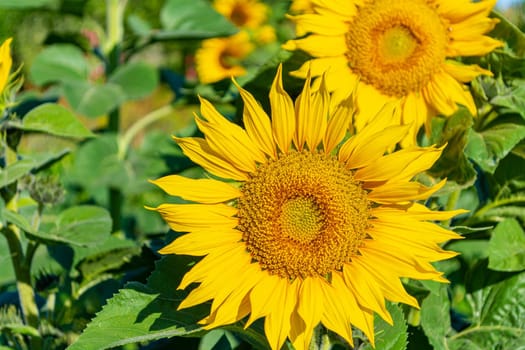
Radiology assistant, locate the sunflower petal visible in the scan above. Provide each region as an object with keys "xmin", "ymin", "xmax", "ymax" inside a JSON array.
[
  {"xmin": 150, "ymin": 175, "xmax": 241, "ymax": 203},
  {"xmin": 270, "ymin": 64, "xmax": 295, "ymax": 154},
  {"xmin": 234, "ymin": 78, "xmax": 276, "ymax": 158},
  {"xmin": 149, "ymin": 203, "xmax": 237, "ymax": 232},
  {"xmin": 175, "ymin": 136, "xmax": 249, "ymax": 181}
]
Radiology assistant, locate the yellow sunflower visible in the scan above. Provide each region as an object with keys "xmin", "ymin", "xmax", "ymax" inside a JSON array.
[
  {"xmin": 0, "ymin": 37, "xmax": 13, "ymax": 94},
  {"xmin": 149, "ymin": 66, "xmax": 464, "ymax": 350},
  {"xmin": 195, "ymin": 31, "xmax": 254, "ymax": 84},
  {"xmin": 214, "ymin": 0, "xmax": 268, "ymax": 29},
  {"xmin": 283, "ymin": 0, "xmax": 503, "ymax": 145}
]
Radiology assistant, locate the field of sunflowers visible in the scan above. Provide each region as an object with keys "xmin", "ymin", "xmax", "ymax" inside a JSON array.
[{"xmin": 1, "ymin": 0, "xmax": 525, "ymax": 349}]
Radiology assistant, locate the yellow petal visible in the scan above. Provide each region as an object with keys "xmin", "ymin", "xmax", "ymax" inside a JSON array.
[
  {"xmin": 245, "ymin": 273, "xmax": 282, "ymax": 327},
  {"xmin": 175, "ymin": 136, "xmax": 249, "ymax": 181},
  {"xmin": 351, "ymin": 256, "xmax": 419, "ymax": 308},
  {"xmin": 205, "ymin": 262, "xmax": 264, "ymax": 328},
  {"xmin": 341, "ymin": 125, "xmax": 409, "ymax": 169},
  {"xmin": 371, "ymin": 208, "xmax": 462, "ymax": 243},
  {"xmin": 149, "ymin": 203, "xmax": 237, "ymax": 232},
  {"xmin": 444, "ymin": 61, "xmax": 492, "ymax": 83},
  {"xmin": 423, "ymin": 71, "xmax": 476, "ymax": 115},
  {"xmin": 437, "ymin": 0, "xmax": 496, "ymax": 22},
  {"xmin": 359, "ymin": 245, "xmax": 450, "ymax": 283},
  {"xmin": 400, "ymin": 92, "xmax": 428, "ymax": 147},
  {"xmin": 150, "ymin": 175, "xmax": 241, "ymax": 203},
  {"xmin": 322, "ymin": 272, "xmax": 376, "ymax": 346},
  {"xmin": 324, "ymin": 93, "xmax": 355, "ymax": 154},
  {"xmin": 354, "ymin": 146, "xmax": 443, "ymax": 183},
  {"xmin": 283, "ymin": 35, "xmax": 348, "ymax": 57},
  {"xmin": 0, "ymin": 38, "xmax": 13, "ymax": 93},
  {"xmin": 294, "ymin": 71, "xmax": 329, "ymax": 151},
  {"xmin": 343, "ymin": 263, "xmax": 393, "ymax": 325},
  {"xmin": 289, "ymin": 13, "xmax": 348, "ymax": 36},
  {"xmin": 233, "ymin": 78, "xmax": 276, "ymax": 158},
  {"xmin": 264, "ymin": 279, "xmax": 299, "ymax": 350},
  {"xmin": 195, "ymin": 117, "xmax": 262, "ymax": 172},
  {"xmin": 296, "ymin": 277, "xmax": 325, "ymax": 348},
  {"xmin": 289, "ymin": 56, "xmax": 349, "ymax": 80},
  {"xmin": 270, "ymin": 64, "xmax": 295, "ymax": 154},
  {"xmin": 178, "ymin": 244, "xmax": 248, "ymax": 291},
  {"xmin": 158, "ymin": 229, "xmax": 242, "ymax": 256},
  {"xmin": 450, "ymin": 17, "xmax": 499, "ymax": 41},
  {"xmin": 446, "ymin": 36, "xmax": 503, "ymax": 57},
  {"xmin": 368, "ymin": 179, "xmax": 446, "ymax": 203}
]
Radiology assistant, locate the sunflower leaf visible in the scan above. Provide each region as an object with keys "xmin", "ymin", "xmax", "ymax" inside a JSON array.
[
  {"xmin": 67, "ymin": 255, "xmax": 209, "ymax": 350},
  {"xmin": 362, "ymin": 303, "xmax": 407, "ymax": 350},
  {"xmin": 28, "ymin": 206, "xmax": 112, "ymax": 246},
  {"xmin": 159, "ymin": 0, "xmax": 237, "ymax": 39},
  {"xmin": 108, "ymin": 61, "xmax": 159, "ymax": 100},
  {"xmin": 428, "ymin": 110, "xmax": 476, "ymax": 186},
  {"xmin": 420, "ymin": 284, "xmax": 451, "ymax": 350},
  {"xmin": 449, "ymin": 270, "xmax": 525, "ymax": 349},
  {"xmin": 488, "ymin": 218, "xmax": 525, "ymax": 272},
  {"xmin": 29, "ymin": 44, "xmax": 88, "ymax": 86},
  {"xmin": 20, "ymin": 103, "xmax": 95, "ymax": 138},
  {"xmin": 466, "ymin": 119, "xmax": 525, "ymax": 174}
]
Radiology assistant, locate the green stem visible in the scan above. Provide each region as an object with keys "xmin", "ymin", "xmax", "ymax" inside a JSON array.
[
  {"xmin": 442, "ymin": 190, "xmax": 460, "ymax": 227},
  {"xmin": 2, "ymin": 227, "xmax": 42, "ymax": 349},
  {"xmin": 105, "ymin": 0, "xmax": 127, "ymax": 233},
  {"xmin": 117, "ymin": 105, "xmax": 174, "ymax": 160},
  {"xmin": 106, "ymin": 0, "xmax": 127, "ymax": 55}
]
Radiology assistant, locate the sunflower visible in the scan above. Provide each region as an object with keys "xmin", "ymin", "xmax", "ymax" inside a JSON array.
[
  {"xmin": 195, "ymin": 31, "xmax": 254, "ymax": 84},
  {"xmin": 214, "ymin": 0, "xmax": 268, "ymax": 29},
  {"xmin": 149, "ymin": 66, "xmax": 464, "ymax": 350},
  {"xmin": 283, "ymin": 0, "xmax": 503, "ymax": 145},
  {"xmin": 0, "ymin": 37, "xmax": 13, "ymax": 95}
]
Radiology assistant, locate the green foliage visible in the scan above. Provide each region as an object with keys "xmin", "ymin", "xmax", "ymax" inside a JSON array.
[
  {"xmin": 2, "ymin": 1, "xmax": 525, "ymax": 350},
  {"xmin": 362, "ymin": 303, "xmax": 407, "ymax": 350},
  {"xmin": 488, "ymin": 218, "xmax": 525, "ymax": 271},
  {"xmin": 159, "ymin": 0, "xmax": 238, "ymax": 39}
]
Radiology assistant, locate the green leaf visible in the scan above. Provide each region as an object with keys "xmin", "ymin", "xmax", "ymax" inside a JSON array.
[
  {"xmin": 29, "ymin": 44, "xmax": 88, "ymax": 86},
  {"xmin": 0, "ymin": 0, "xmax": 57, "ymax": 9},
  {"xmin": 362, "ymin": 303, "xmax": 407, "ymax": 350},
  {"xmin": 491, "ymin": 11, "xmax": 525, "ymax": 57},
  {"xmin": 67, "ymin": 255, "xmax": 209, "ymax": 350},
  {"xmin": 420, "ymin": 284, "xmax": 451, "ymax": 350},
  {"xmin": 66, "ymin": 135, "xmax": 129, "ymax": 191},
  {"xmin": 490, "ymin": 83, "xmax": 525, "ymax": 120},
  {"xmin": 0, "ymin": 159, "xmax": 35, "ymax": 187},
  {"xmin": 32, "ymin": 206, "xmax": 112, "ymax": 246},
  {"xmin": 450, "ymin": 270, "xmax": 525, "ymax": 349},
  {"xmin": 159, "ymin": 0, "xmax": 238, "ymax": 39},
  {"xmin": 21, "ymin": 103, "xmax": 94, "ymax": 138},
  {"xmin": 62, "ymin": 81, "xmax": 126, "ymax": 118},
  {"xmin": 70, "ymin": 254, "xmax": 270, "ymax": 350},
  {"xmin": 0, "ymin": 235, "xmax": 15, "ymax": 286},
  {"xmin": 488, "ymin": 218, "xmax": 525, "ymax": 272},
  {"xmin": 467, "ymin": 121, "xmax": 525, "ymax": 174},
  {"xmin": 2, "ymin": 210, "xmax": 36, "ymax": 234},
  {"xmin": 108, "ymin": 61, "xmax": 159, "ymax": 100},
  {"xmin": 428, "ymin": 110, "xmax": 476, "ymax": 185}
]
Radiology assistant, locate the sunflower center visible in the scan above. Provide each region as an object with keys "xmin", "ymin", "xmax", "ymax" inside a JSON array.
[
  {"xmin": 345, "ymin": 0, "xmax": 448, "ymax": 97},
  {"xmin": 379, "ymin": 26, "xmax": 417, "ymax": 63},
  {"xmin": 230, "ymin": 4, "xmax": 250, "ymax": 27},
  {"xmin": 280, "ymin": 197, "xmax": 323, "ymax": 243},
  {"xmin": 237, "ymin": 151, "xmax": 370, "ymax": 279}
]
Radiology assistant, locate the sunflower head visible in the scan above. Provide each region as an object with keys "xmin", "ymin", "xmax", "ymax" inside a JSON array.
[
  {"xmin": 283, "ymin": 0, "xmax": 503, "ymax": 145},
  {"xmin": 150, "ymin": 65, "xmax": 464, "ymax": 350},
  {"xmin": 195, "ymin": 31, "xmax": 254, "ymax": 84},
  {"xmin": 213, "ymin": 0, "xmax": 268, "ymax": 29}
]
